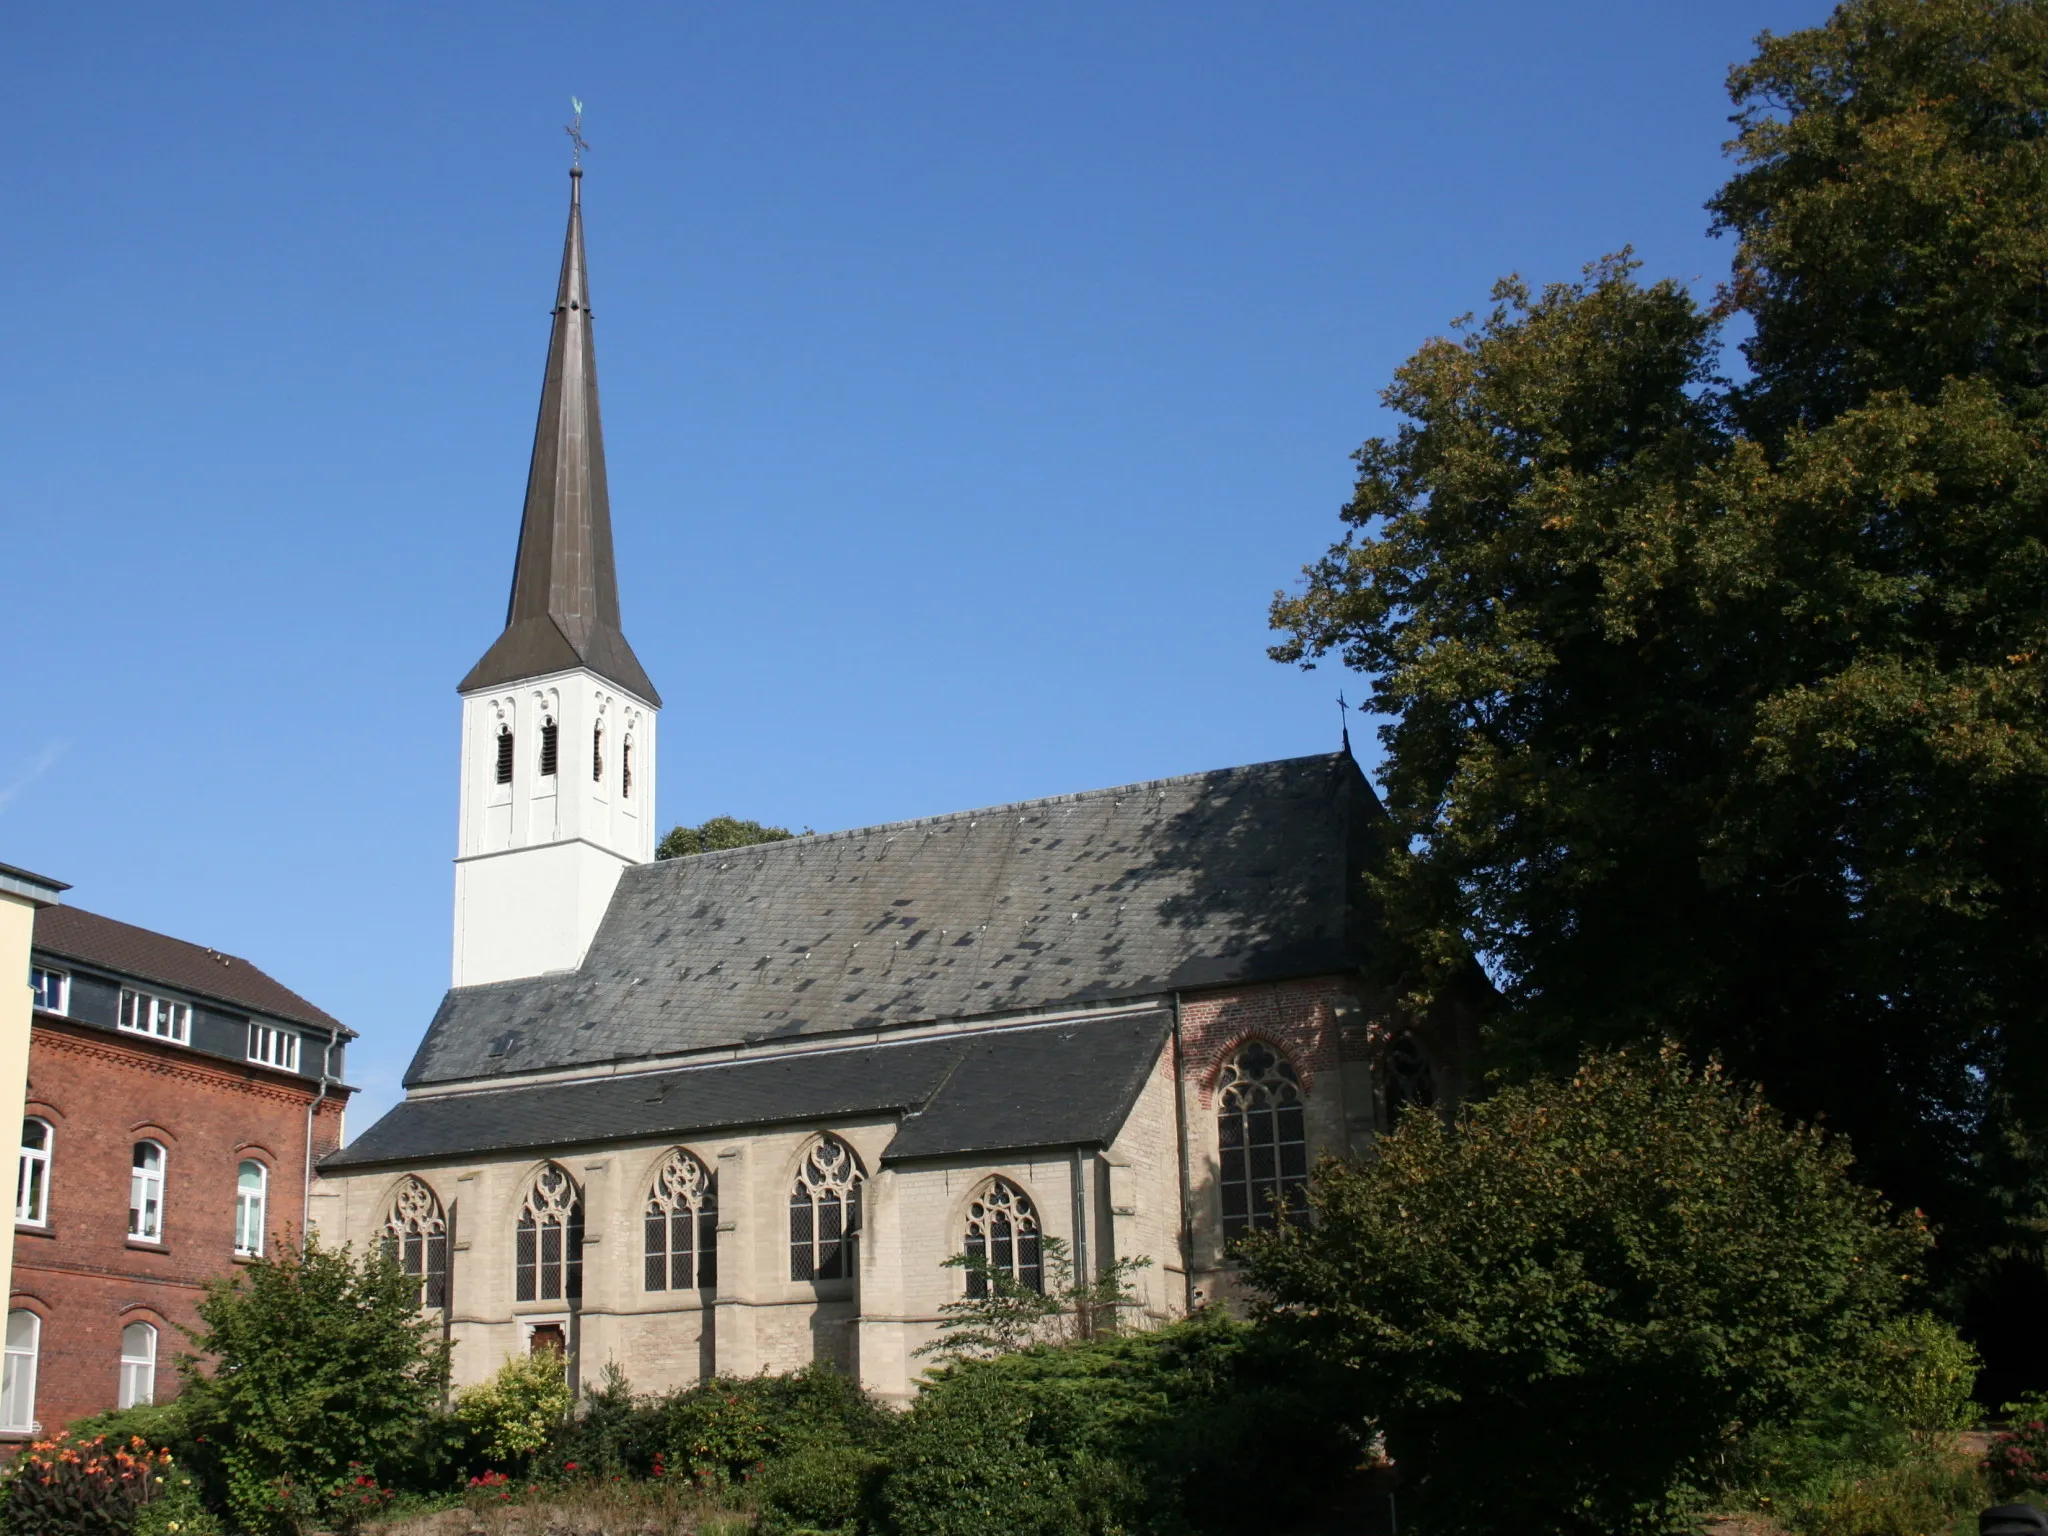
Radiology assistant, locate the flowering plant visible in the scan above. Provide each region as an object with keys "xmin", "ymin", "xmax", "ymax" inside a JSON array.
[
  {"xmin": 2, "ymin": 1431, "xmax": 173, "ymax": 1536},
  {"xmin": 1987, "ymin": 1416, "xmax": 2048, "ymax": 1497}
]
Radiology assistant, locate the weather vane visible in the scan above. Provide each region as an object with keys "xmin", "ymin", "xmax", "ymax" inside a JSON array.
[{"xmin": 566, "ymin": 97, "xmax": 590, "ymax": 167}]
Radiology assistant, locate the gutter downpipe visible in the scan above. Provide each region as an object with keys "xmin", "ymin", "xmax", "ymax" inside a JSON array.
[
  {"xmin": 1170, "ymin": 992, "xmax": 1196, "ymax": 1315},
  {"xmin": 302, "ymin": 1034, "xmax": 335, "ymax": 1245}
]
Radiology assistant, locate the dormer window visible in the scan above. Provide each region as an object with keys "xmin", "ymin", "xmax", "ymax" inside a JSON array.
[
  {"xmin": 247, "ymin": 1024, "xmax": 300, "ymax": 1072},
  {"xmin": 592, "ymin": 721, "xmax": 605, "ymax": 783},
  {"xmin": 495, "ymin": 726, "xmax": 514, "ymax": 785},
  {"xmin": 119, "ymin": 989, "xmax": 190, "ymax": 1045},
  {"xmin": 28, "ymin": 968, "xmax": 66, "ymax": 1015},
  {"xmin": 539, "ymin": 717, "xmax": 559, "ymax": 778}
]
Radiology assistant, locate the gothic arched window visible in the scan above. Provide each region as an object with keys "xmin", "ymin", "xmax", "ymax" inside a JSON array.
[
  {"xmin": 789, "ymin": 1136, "xmax": 862, "ymax": 1282},
  {"xmin": 644, "ymin": 1149, "xmax": 717, "ymax": 1292},
  {"xmin": 963, "ymin": 1178, "xmax": 1042, "ymax": 1296},
  {"xmin": 538, "ymin": 716, "xmax": 559, "ymax": 779},
  {"xmin": 382, "ymin": 1177, "xmax": 449, "ymax": 1309},
  {"xmin": 1217, "ymin": 1042, "xmax": 1308, "ymax": 1241},
  {"xmin": 515, "ymin": 1164, "xmax": 582, "ymax": 1303},
  {"xmin": 495, "ymin": 724, "xmax": 514, "ymax": 785}
]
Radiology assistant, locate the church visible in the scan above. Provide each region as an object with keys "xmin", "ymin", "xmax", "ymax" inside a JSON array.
[{"xmin": 314, "ymin": 166, "xmax": 1474, "ymax": 1406}]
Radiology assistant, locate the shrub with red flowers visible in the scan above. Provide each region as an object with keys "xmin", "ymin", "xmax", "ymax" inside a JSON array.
[
  {"xmin": 317, "ymin": 1462, "xmax": 396, "ymax": 1534},
  {"xmin": 1986, "ymin": 1414, "xmax": 2048, "ymax": 1498},
  {"xmin": 1, "ymin": 1431, "xmax": 172, "ymax": 1536},
  {"xmin": 464, "ymin": 1469, "xmax": 517, "ymax": 1511}
]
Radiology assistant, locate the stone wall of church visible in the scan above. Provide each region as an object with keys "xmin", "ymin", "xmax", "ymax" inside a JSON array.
[{"xmin": 311, "ymin": 1071, "xmax": 1188, "ymax": 1408}]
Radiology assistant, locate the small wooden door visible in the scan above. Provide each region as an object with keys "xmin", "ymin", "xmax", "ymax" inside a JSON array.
[{"xmin": 528, "ymin": 1323, "xmax": 566, "ymax": 1357}]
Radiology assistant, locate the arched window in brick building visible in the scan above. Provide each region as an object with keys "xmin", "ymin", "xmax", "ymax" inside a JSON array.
[
  {"xmin": 644, "ymin": 1149, "xmax": 717, "ymax": 1292},
  {"xmin": 118, "ymin": 1322, "xmax": 157, "ymax": 1408},
  {"xmin": 962, "ymin": 1177, "xmax": 1043, "ymax": 1296},
  {"xmin": 234, "ymin": 1161, "xmax": 268, "ymax": 1257},
  {"xmin": 516, "ymin": 1164, "xmax": 582, "ymax": 1303},
  {"xmin": 1217, "ymin": 1042, "xmax": 1308, "ymax": 1241},
  {"xmin": 130, "ymin": 1141, "xmax": 165, "ymax": 1241},
  {"xmin": 383, "ymin": 1177, "xmax": 449, "ymax": 1309},
  {"xmin": 789, "ymin": 1136, "xmax": 863, "ymax": 1282},
  {"xmin": 17, "ymin": 1119, "xmax": 50, "ymax": 1227},
  {"xmin": 2, "ymin": 1311, "xmax": 38, "ymax": 1432}
]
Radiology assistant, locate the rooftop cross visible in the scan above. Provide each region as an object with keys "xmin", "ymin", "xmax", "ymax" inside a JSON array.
[{"xmin": 565, "ymin": 96, "xmax": 590, "ymax": 167}]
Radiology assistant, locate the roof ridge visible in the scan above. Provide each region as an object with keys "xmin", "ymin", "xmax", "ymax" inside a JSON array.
[{"xmin": 648, "ymin": 751, "xmax": 1351, "ymax": 867}]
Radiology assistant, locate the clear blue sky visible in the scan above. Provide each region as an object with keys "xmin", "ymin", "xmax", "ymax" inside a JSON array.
[{"xmin": 2, "ymin": 1, "xmax": 1832, "ymax": 1134}]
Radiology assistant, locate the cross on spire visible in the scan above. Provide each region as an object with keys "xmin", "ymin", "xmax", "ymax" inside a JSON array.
[{"xmin": 565, "ymin": 96, "xmax": 590, "ymax": 167}]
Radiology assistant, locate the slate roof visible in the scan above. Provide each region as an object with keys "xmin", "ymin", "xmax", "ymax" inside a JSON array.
[
  {"xmin": 459, "ymin": 167, "xmax": 658, "ymax": 705},
  {"xmin": 403, "ymin": 751, "xmax": 1377, "ymax": 1089},
  {"xmin": 327, "ymin": 1010, "xmax": 1169, "ymax": 1169},
  {"xmin": 33, "ymin": 905, "xmax": 352, "ymax": 1035}
]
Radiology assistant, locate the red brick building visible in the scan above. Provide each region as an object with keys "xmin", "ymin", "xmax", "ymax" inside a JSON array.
[{"xmin": 9, "ymin": 906, "xmax": 352, "ymax": 1436}]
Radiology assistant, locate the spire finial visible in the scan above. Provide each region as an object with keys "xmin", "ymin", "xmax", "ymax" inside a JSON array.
[
  {"xmin": 565, "ymin": 96, "xmax": 590, "ymax": 171},
  {"xmin": 1337, "ymin": 690, "xmax": 1352, "ymax": 755}
]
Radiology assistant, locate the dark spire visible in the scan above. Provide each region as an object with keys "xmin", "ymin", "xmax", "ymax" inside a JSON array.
[{"xmin": 459, "ymin": 167, "xmax": 661, "ymax": 705}]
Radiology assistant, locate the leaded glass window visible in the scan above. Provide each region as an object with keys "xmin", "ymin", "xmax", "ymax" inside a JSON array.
[
  {"xmin": 515, "ymin": 1164, "xmax": 582, "ymax": 1303},
  {"xmin": 963, "ymin": 1178, "xmax": 1042, "ymax": 1295},
  {"xmin": 789, "ymin": 1137, "xmax": 862, "ymax": 1282},
  {"xmin": 644, "ymin": 1149, "xmax": 717, "ymax": 1291},
  {"xmin": 381, "ymin": 1177, "xmax": 449, "ymax": 1309},
  {"xmin": 1217, "ymin": 1043, "xmax": 1308, "ymax": 1241}
]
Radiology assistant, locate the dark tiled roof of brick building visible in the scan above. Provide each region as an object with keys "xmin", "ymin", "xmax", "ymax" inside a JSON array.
[
  {"xmin": 33, "ymin": 905, "xmax": 350, "ymax": 1035},
  {"xmin": 329, "ymin": 1010, "xmax": 1169, "ymax": 1169},
  {"xmin": 402, "ymin": 752, "xmax": 1378, "ymax": 1089}
]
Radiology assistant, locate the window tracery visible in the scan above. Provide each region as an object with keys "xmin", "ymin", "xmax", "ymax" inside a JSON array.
[
  {"xmin": 644, "ymin": 1149, "xmax": 717, "ymax": 1292},
  {"xmin": 382, "ymin": 1177, "xmax": 449, "ymax": 1309},
  {"xmin": 789, "ymin": 1136, "xmax": 862, "ymax": 1282},
  {"xmin": 963, "ymin": 1177, "xmax": 1042, "ymax": 1295},
  {"xmin": 1217, "ymin": 1042, "xmax": 1308, "ymax": 1240},
  {"xmin": 516, "ymin": 1164, "xmax": 582, "ymax": 1303}
]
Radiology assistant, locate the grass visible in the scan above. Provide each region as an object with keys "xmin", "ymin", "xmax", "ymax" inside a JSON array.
[{"xmin": 1717, "ymin": 1436, "xmax": 2000, "ymax": 1536}]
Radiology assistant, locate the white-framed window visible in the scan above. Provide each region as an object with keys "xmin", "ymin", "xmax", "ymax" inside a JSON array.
[
  {"xmin": 119, "ymin": 989, "xmax": 190, "ymax": 1045},
  {"xmin": 28, "ymin": 967, "xmax": 67, "ymax": 1015},
  {"xmin": 117, "ymin": 1322, "xmax": 156, "ymax": 1408},
  {"xmin": 234, "ymin": 1161, "xmax": 267, "ymax": 1257},
  {"xmin": 247, "ymin": 1024, "xmax": 299, "ymax": 1072},
  {"xmin": 17, "ymin": 1119, "xmax": 51, "ymax": 1226},
  {"xmin": 495, "ymin": 724, "xmax": 515, "ymax": 785},
  {"xmin": 789, "ymin": 1136, "xmax": 863, "ymax": 1282},
  {"xmin": 2, "ymin": 1311, "xmax": 39, "ymax": 1431},
  {"xmin": 130, "ymin": 1140, "xmax": 166, "ymax": 1241},
  {"xmin": 538, "ymin": 715, "xmax": 559, "ymax": 779}
]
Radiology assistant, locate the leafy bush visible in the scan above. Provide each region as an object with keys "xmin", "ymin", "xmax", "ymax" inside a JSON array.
[
  {"xmin": 455, "ymin": 1351, "xmax": 574, "ymax": 1467},
  {"xmin": 1860, "ymin": 1314, "xmax": 1980, "ymax": 1434},
  {"xmin": 546, "ymin": 1360, "xmax": 667, "ymax": 1479},
  {"xmin": 175, "ymin": 1235, "xmax": 451, "ymax": 1535},
  {"xmin": 1, "ymin": 1432, "xmax": 172, "ymax": 1536},
  {"xmin": 755, "ymin": 1441, "xmax": 888, "ymax": 1536},
  {"xmin": 659, "ymin": 1365, "xmax": 887, "ymax": 1490},
  {"xmin": 881, "ymin": 1368, "xmax": 1123, "ymax": 1536},
  {"xmin": 889, "ymin": 1312, "xmax": 1356, "ymax": 1536},
  {"xmin": 1240, "ymin": 1046, "xmax": 1931, "ymax": 1536}
]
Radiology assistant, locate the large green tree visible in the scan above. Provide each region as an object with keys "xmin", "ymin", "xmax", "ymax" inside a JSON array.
[
  {"xmin": 656, "ymin": 814, "xmax": 799, "ymax": 860},
  {"xmin": 1272, "ymin": 0, "xmax": 2048, "ymax": 1388}
]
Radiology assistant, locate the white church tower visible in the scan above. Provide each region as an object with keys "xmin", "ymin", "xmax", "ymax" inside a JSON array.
[{"xmin": 451, "ymin": 165, "xmax": 661, "ymax": 988}]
